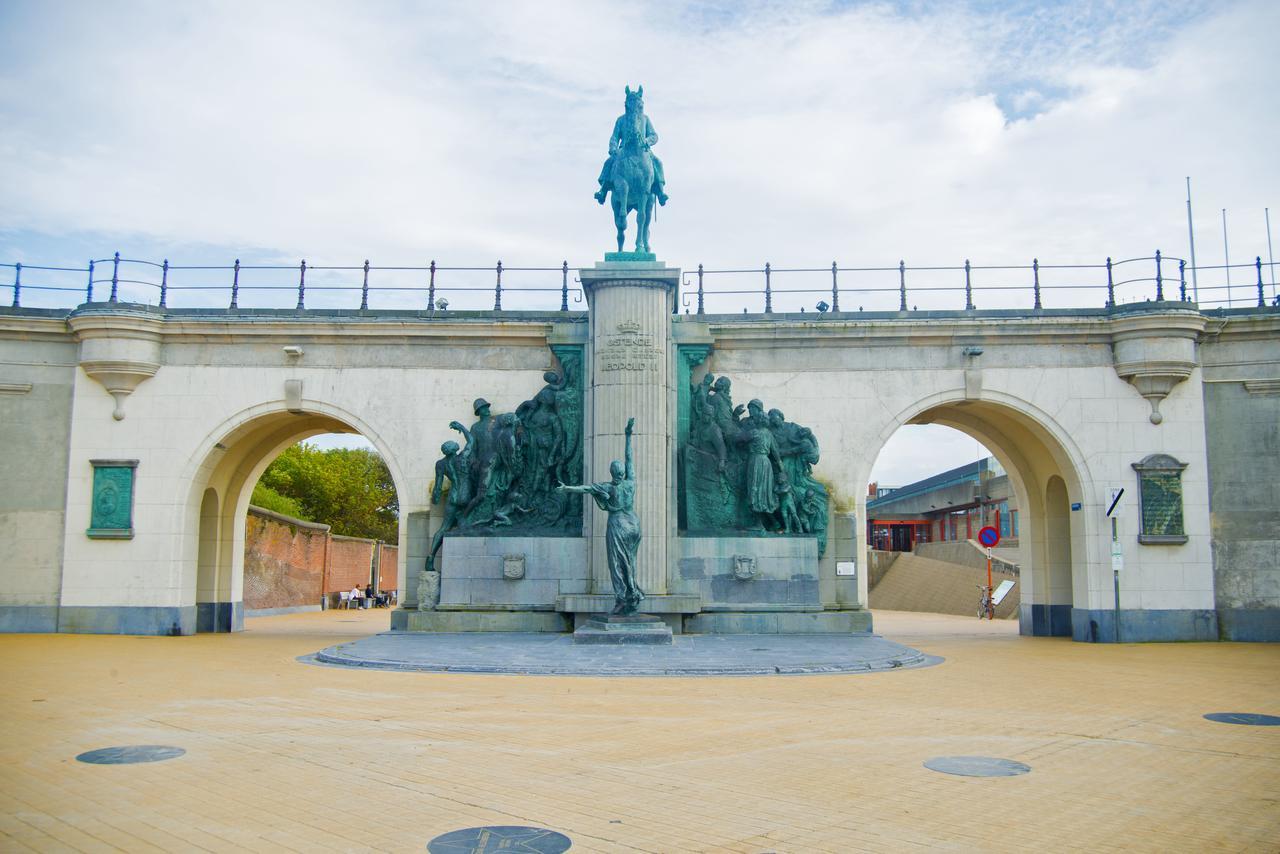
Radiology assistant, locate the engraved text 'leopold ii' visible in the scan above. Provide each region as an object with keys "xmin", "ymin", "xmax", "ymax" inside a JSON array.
[{"xmin": 600, "ymin": 321, "xmax": 660, "ymax": 372}]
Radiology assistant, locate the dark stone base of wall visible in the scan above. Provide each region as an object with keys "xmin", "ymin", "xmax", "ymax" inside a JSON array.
[
  {"xmin": 58, "ymin": 606, "xmax": 197, "ymax": 636},
  {"xmin": 196, "ymin": 601, "xmax": 244, "ymax": 633},
  {"xmin": 0, "ymin": 605, "xmax": 59, "ymax": 633},
  {"xmin": 1019, "ymin": 603, "xmax": 1072, "ymax": 637},
  {"xmin": 1072, "ymin": 608, "xmax": 1218, "ymax": 643},
  {"xmin": 1216, "ymin": 608, "xmax": 1280, "ymax": 642}
]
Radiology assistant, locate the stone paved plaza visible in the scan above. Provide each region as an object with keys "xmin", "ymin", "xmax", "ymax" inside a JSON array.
[{"xmin": 2, "ymin": 611, "xmax": 1278, "ymax": 852}]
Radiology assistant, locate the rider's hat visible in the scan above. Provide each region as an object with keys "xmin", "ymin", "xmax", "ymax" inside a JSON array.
[{"xmin": 472, "ymin": 397, "xmax": 491, "ymax": 415}]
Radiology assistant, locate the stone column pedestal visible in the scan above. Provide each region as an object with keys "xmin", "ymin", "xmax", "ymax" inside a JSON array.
[{"xmin": 579, "ymin": 261, "xmax": 680, "ymax": 599}]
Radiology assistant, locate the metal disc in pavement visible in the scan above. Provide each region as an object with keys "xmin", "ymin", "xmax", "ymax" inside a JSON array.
[
  {"xmin": 428, "ymin": 825, "xmax": 571, "ymax": 853},
  {"xmin": 924, "ymin": 756, "xmax": 1030, "ymax": 777},
  {"xmin": 75, "ymin": 745, "xmax": 186, "ymax": 765},
  {"xmin": 1204, "ymin": 712, "xmax": 1280, "ymax": 726}
]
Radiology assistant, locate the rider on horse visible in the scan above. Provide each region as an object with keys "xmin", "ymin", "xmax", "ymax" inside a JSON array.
[{"xmin": 594, "ymin": 86, "xmax": 669, "ymax": 207}]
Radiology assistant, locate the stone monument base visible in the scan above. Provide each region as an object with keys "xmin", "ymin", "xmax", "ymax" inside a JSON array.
[
  {"xmin": 557, "ymin": 593, "xmax": 701, "ymax": 632},
  {"xmin": 685, "ymin": 608, "xmax": 872, "ymax": 634},
  {"xmin": 392, "ymin": 608, "xmax": 571, "ymax": 633},
  {"xmin": 573, "ymin": 613, "xmax": 673, "ymax": 645}
]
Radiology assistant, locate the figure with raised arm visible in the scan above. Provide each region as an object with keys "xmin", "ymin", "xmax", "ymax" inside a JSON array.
[{"xmin": 557, "ymin": 417, "xmax": 643, "ymax": 615}]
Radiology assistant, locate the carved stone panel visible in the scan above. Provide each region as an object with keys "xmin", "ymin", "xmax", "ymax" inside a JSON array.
[{"xmin": 503, "ymin": 554, "xmax": 526, "ymax": 580}]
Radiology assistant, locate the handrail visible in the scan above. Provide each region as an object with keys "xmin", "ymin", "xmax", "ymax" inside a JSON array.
[{"xmin": 2, "ymin": 251, "xmax": 1277, "ymax": 312}]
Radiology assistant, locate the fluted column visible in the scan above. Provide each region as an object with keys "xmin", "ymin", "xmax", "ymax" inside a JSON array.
[{"xmin": 580, "ymin": 262, "xmax": 679, "ymax": 598}]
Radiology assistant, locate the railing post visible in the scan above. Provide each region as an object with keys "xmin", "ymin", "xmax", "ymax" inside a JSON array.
[
  {"xmin": 230, "ymin": 259, "xmax": 240, "ymax": 308},
  {"xmin": 1033, "ymin": 258, "xmax": 1042, "ymax": 309},
  {"xmin": 159, "ymin": 259, "xmax": 169, "ymax": 308},
  {"xmin": 296, "ymin": 259, "xmax": 306, "ymax": 309},
  {"xmin": 1179, "ymin": 259, "xmax": 1187, "ymax": 301},
  {"xmin": 1106, "ymin": 257, "xmax": 1114, "ymax": 307},
  {"xmin": 1258, "ymin": 256, "xmax": 1266, "ymax": 307},
  {"xmin": 763, "ymin": 262, "xmax": 772, "ymax": 313},
  {"xmin": 11, "ymin": 262, "xmax": 20, "ymax": 308},
  {"xmin": 1154, "ymin": 250, "xmax": 1164, "ymax": 301},
  {"xmin": 831, "ymin": 261, "xmax": 839, "ymax": 313},
  {"xmin": 86, "ymin": 260, "xmax": 94, "ymax": 303},
  {"xmin": 560, "ymin": 260, "xmax": 569, "ymax": 311},
  {"xmin": 899, "ymin": 260, "xmax": 907, "ymax": 311},
  {"xmin": 964, "ymin": 259, "xmax": 973, "ymax": 310},
  {"xmin": 109, "ymin": 251, "xmax": 120, "ymax": 302},
  {"xmin": 360, "ymin": 260, "xmax": 370, "ymax": 310},
  {"xmin": 428, "ymin": 260, "xmax": 436, "ymax": 310},
  {"xmin": 696, "ymin": 263, "xmax": 705, "ymax": 315},
  {"xmin": 494, "ymin": 260, "xmax": 503, "ymax": 311}
]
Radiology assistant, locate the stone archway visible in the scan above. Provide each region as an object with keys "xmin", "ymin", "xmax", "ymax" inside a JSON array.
[
  {"xmin": 859, "ymin": 392, "xmax": 1095, "ymax": 638},
  {"xmin": 180, "ymin": 404, "xmax": 410, "ymax": 632}
]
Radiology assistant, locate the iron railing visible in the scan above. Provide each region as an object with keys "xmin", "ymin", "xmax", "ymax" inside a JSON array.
[{"xmin": 2, "ymin": 251, "xmax": 1277, "ymax": 313}]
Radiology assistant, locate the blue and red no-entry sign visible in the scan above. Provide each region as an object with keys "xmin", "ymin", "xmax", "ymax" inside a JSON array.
[{"xmin": 978, "ymin": 525, "xmax": 1000, "ymax": 548}]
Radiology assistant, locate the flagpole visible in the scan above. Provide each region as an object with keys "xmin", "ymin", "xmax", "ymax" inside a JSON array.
[
  {"xmin": 1222, "ymin": 208, "xmax": 1232, "ymax": 307},
  {"xmin": 1267, "ymin": 207, "xmax": 1276, "ymax": 303},
  {"xmin": 1185, "ymin": 177, "xmax": 1199, "ymax": 302}
]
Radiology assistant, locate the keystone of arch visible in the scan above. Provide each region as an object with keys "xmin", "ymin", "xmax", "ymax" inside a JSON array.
[
  {"xmin": 1110, "ymin": 309, "xmax": 1206, "ymax": 425},
  {"xmin": 68, "ymin": 308, "xmax": 163, "ymax": 421}
]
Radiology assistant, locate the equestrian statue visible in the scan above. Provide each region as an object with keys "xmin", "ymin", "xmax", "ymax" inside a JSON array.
[{"xmin": 594, "ymin": 85, "xmax": 669, "ymax": 255}]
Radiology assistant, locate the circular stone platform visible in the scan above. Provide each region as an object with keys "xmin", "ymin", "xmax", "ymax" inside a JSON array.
[{"xmin": 302, "ymin": 632, "xmax": 939, "ymax": 676}]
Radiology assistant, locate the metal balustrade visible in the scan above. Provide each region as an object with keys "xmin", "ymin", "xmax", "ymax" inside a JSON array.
[{"xmin": 2, "ymin": 251, "xmax": 1277, "ymax": 313}]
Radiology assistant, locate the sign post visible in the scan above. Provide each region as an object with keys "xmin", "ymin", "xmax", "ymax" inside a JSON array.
[
  {"xmin": 978, "ymin": 526, "xmax": 1000, "ymax": 619},
  {"xmin": 1108, "ymin": 488, "xmax": 1124, "ymax": 643}
]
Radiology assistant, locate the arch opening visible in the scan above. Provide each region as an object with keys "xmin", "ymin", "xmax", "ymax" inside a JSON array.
[
  {"xmin": 182, "ymin": 408, "xmax": 407, "ymax": 634},
  {"xmin": 861, "ymin": 396, "xmax": 1092, "ymax": 638}
]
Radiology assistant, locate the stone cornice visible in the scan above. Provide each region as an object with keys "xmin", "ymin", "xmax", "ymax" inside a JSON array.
[{"xmin": 699, "ymin": 313, "xmax": 1117, "ymax": 347}]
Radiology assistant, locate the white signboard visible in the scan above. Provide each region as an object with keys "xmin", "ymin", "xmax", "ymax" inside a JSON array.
[
  {"xmin": 992, "ymin": 579, "xmax": 1016, "ymax": 605},
  {"xmin": 835, "ymin": 561, "xmax": 857, "ymax": 578}
]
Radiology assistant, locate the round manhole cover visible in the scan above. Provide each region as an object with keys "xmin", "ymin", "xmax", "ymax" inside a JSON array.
[
  {"xmin": 76, "ymin": 745, "xmax": 186, "ymax": 765},
  {"xmin": 924, "ymin": 756, "xmax": 1030, "ymax": 777},
  {"xmin": 428, "ymin": 826, "xmax": 571, "ymax": 853},
  {"xmin": 1204, "ymin": 712, "xmax": 1280, "ymax": 726}
]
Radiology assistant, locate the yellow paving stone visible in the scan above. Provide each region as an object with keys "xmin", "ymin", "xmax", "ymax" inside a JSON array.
[{"xmin": 2, "ymin": 608, "xmax": 1279, "ymax": 852}]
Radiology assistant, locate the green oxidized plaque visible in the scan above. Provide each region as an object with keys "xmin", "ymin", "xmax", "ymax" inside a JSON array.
[
  {"xmin": 88, "ymin": 460, "xmax": 138, "ymax": 538},
  {"xmin": 1132, "ymin": 454, "xmax": 1188, "ymax": 545}
]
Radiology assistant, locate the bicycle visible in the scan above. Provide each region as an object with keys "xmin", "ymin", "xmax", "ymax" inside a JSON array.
[{"xmin": 976, "ymin": 584, "xmax": 993, "ymax": 620}]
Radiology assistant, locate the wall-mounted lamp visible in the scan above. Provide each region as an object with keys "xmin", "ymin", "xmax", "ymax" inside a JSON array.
[
  {"xmin": 282, "ymin": 345, "xmax": 304, "ymax": 358},
  {"xmin": 962, "ymin": 346, "xmax": 984, "ymax": 357}
]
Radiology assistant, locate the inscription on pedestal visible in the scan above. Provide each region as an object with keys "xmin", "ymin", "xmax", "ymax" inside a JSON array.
[{"xmin": 599, "ymin": 321, "xmax": 660, "ymax": 373}]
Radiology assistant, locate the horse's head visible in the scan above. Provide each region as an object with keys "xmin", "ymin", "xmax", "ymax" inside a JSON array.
[{"xmin": 624, "ymin": 84, "xmax": 644, "ymax": 114}]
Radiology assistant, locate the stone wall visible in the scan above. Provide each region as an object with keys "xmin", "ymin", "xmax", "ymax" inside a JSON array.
[
  {"xmin": 0, "ymin": 319, "xmax": 77, "ymax": 632},
  {"xmin": 1202, "ymin": 380, "xmax": 1280, "ymax": 641},
  {"xmin": 243, "ymin": 506, "xmax": 399, "ymax": 613}
]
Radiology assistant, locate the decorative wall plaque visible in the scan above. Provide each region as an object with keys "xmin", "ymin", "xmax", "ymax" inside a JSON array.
[
  {"xmin": 503, "ymin": 554, "xmax": 526, "ymax": 580},
  {"xmin": 88, "ymin": 459, "xmax": 138, "ymax": 539},
  {"xmin": 1131, "ymin": 454, "xmax": 1188, "ymax": 544}
]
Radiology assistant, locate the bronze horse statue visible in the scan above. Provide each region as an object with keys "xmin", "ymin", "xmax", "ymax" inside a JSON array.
[{"xmin": 595, "ymin": 86, "xmax": 668, "ymax": 254}]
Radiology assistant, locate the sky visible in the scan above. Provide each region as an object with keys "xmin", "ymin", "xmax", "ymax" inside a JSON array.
[{"xmin": 2, "ymin": 0, "xmax": 1275, "ymax": 485}]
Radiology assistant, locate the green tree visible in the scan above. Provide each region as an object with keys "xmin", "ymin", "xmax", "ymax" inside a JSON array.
[
  {"xmin": 255, "ymin": 443, "xmax": 398, "ymax": 541},
  {"xmin": 249, "ymin": 482, "xmax": 308, "ymax": 519}
]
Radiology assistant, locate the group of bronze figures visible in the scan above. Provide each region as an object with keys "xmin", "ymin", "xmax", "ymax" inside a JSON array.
[
  {"xmin": 426, "ymin": 358, "xmax": 584, "ymax": 571},
  {"xmin": 684, "ymin": 373, "xmax": 829, "ymax": 555}
]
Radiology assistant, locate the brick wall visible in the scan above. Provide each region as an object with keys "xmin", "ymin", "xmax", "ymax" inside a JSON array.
[
  {"xmin": 327, "ymin": 535, "xmax": 375, "ymax": 594},
  {"xmin": 243, "ymin": 509, "xmax": 329, "ymax": 611},
  {"xmin": 378, "ymin": 542, "xmax": 398, "ymax": 591},
  {"xmin": 243, "ymin": 506, "xmax": 399, "ymax": 612}
]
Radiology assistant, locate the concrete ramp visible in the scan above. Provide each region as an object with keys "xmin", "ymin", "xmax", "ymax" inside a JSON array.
[{"xmin": 869, "ymin": 552, "xmax": 1019, "ymax": 619}]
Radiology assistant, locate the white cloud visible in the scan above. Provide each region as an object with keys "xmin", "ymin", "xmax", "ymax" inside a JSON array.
[{"xmin": 1, "ymin": 0, "xmax": 1275, "ymax": 478}]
